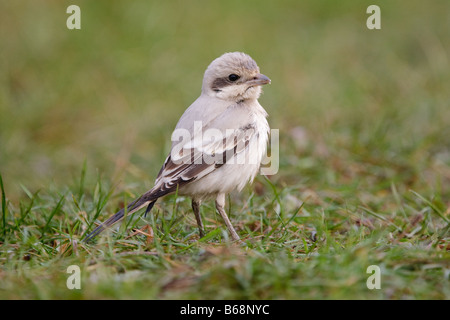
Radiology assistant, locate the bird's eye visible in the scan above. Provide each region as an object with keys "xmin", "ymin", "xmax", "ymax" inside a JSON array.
[{"xmin": 228, "ymin": 74, "xmax": 240, "ymax": 82}]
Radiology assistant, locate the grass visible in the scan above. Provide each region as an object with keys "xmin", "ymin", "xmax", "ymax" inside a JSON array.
[{"xmin": 0, "ymin": 0, "xmax": 449, "ymax": 299}]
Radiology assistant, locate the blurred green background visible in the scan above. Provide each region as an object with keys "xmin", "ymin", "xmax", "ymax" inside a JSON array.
[
  {"xmin": 1, "ymin": 0, "xmax": 448, "ymax": 200},
  {"xmin": 0, "ymin": 0, "xmax": 449, "ymax": 300}
]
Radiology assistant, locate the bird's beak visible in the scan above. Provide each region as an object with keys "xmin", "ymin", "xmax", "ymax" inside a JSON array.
[{"xmin": 248, "ymin": 73, "xmax": 271, "ymax": 86}]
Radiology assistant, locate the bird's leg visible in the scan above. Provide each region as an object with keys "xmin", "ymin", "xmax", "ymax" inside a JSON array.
[
  {"xmin": 215, "ymin": 193, "xmax": 240, "ymax": 241},
  {"xmin": 192, "ymin": 199, "xmax": 205, "ymax": 238}
]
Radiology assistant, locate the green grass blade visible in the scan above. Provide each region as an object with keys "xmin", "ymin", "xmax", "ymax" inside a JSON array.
[
  {"xmin": 410, "ymin": 190, "xmax": 449, "ymax": 224},
  {"xmin": 0, "ymin": 173, "xmax": 6, "ymax": 237},
  {"xmin": 42, "ymin": 194, "xmax": 65, "ymax": 236}
]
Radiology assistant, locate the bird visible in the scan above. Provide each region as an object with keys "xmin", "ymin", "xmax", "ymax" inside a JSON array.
[{"xmin": 83, "ymin": 52, "xmax": 271, "ymax": 242}]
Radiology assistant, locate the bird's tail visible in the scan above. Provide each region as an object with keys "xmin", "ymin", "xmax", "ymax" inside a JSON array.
[{"xmin": 83, "ymin": 196, "xmax": 157, "ymax": 243}]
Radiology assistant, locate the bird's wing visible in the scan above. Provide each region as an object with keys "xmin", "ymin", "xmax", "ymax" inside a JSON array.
[{"xmin": 146, "ymin": 121, "xmax": 257, "ymax": 200}]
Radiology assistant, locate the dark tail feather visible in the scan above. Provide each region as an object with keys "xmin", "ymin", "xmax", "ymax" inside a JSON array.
[
  {"xmin": 144, "ymin": 200, "xmax": 156, "ymax": 217},
  {"xmin": 83, "ymin": 197, "xmax": 157, "ymax": 242}
]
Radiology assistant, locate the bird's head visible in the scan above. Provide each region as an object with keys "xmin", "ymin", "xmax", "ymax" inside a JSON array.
[{"xmin": 202, "ymin": 52, "xmax": 271, "ymax": 102}]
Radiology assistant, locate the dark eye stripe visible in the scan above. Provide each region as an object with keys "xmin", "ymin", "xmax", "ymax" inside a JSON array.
[{"xmin": 211, "ymin": 76, "xmax": 236, "ymax": 92}]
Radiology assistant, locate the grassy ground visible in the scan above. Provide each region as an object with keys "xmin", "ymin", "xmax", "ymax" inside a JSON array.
[{"xmin": 1, "ymin": 1, "xmax": 449, "ymax": 299}]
